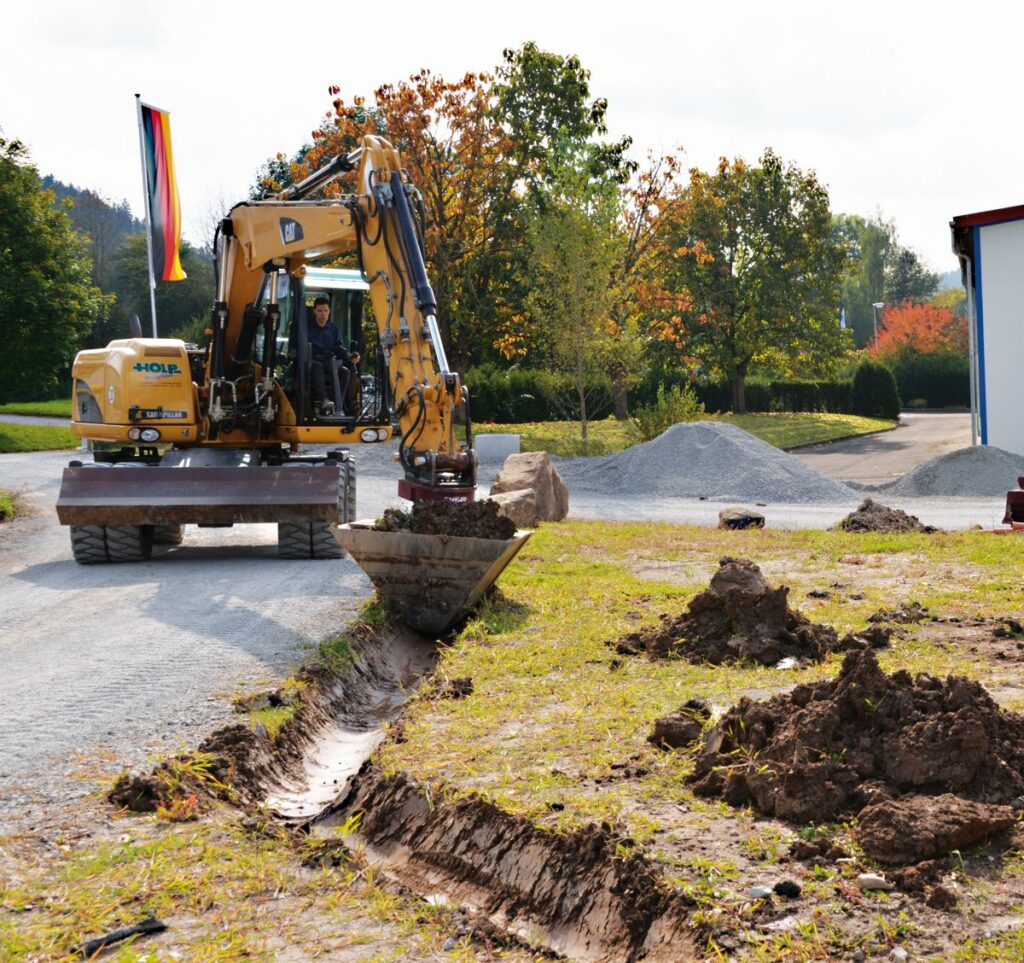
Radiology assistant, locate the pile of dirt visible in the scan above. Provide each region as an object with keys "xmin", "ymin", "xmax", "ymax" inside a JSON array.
[
  {"xmin": 373, "ymin": 499, "xmax": 516, "ymax": 540},
  {"xmin": 562, "ymin": 421, "xmax": 856, "ymax": 503},
  {"xmin": 690, "ymin": 649, "xmax": 1024, "ymax": 862},
  {"xmin": 838, "ymin": 498, "xmax": 936, "ymax": 534},
  {"xmin": 884, "ymin": 445, "xmax": 1024, "ymax": 497},
  {"xmin": 614, "ymin": 557, "xmax": 840, "ymax": 665}
]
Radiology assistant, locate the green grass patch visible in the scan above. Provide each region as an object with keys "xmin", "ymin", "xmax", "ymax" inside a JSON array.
[
  {"xmin": 474, "ymin": 412, "xmax": 895, "ymax": 456},
  {"xmin": 0, "ymin": 422, "xmax": 77, "ymax": 452},
  {"xmin": 0, "ymin": 489, "xmax": 13, "ymax": 521},
  {"xmin": 0, "ymin": 398, "xmax": 71, "ymax": 417}
]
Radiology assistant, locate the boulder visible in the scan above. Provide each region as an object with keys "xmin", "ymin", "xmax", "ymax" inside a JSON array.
[
  {"xmin": 718, "ymin": 507, "xmax": 765, "ymax": 530},
  {"xmin": 489, "ymin": 489, "xmax": 538, "ymax": 528},
  {"xmin": 490, "ymin": 452, "xmax": 569, "ymax": 522}
]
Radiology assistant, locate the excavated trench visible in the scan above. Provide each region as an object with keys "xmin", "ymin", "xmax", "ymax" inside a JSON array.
[{"xmin": 114, "ymin": 618, "xmax": 700, "ymax": 961}]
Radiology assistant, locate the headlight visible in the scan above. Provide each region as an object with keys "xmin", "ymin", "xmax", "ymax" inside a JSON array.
[
  {"xmin": 360, "ymin": 428, "xmax": 378, "ymax": 443},
  {"xmin": 127, "ymin": 428, "xmax": 141, "ymax": 441},
  {"xmin": 376, "ymin": 428, "xmax": 389, "ymax": 441},
  {"xmin": 139, "ymin": 428, "xmax": 161, "ymax": 442}
]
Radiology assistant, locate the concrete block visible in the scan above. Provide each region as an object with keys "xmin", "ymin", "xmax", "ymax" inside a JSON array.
[{"xmin": 474, "ymin": 433, "xmax": 520, "ymax": 463}]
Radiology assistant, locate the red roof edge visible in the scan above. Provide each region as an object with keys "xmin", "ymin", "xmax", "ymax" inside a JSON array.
[{"xmin": 952, "ymin": 204, "xmax": 1024, "ymax": 229}]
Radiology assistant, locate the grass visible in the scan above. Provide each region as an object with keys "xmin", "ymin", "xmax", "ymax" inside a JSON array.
[
  {"xmin": 0, "ymin": 398, "xmax": 71, "ymax": 417},
  {"xmin": 474, "ymin": 412, "xmax": 895, "ymax": 456},
  {"xmin": 0, "ymin": 489, "xmax": 13, "ymax": 521},
  {"xmin": 373, "ymin": 520, "xmax": 1024, "ymax": 958},
  {"xmin": 0, "ymin": 422, "xmax": 77, "ymax": 452}
]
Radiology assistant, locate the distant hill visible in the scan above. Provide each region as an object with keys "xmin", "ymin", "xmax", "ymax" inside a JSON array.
[
  {"xmin": 41, "ymin": 175, "xmax": 141, "ymax": 290},
  {"xmin": 938, "ymin": 268, "xmax": 961, "ymax": 290}
]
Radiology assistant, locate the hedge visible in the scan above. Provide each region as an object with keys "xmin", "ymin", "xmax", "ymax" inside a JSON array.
[{"xmin": 888, "ymin": 353, "xmax": 969, "ymax": 409}]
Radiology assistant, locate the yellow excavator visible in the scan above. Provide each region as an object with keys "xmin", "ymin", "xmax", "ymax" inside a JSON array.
[{"xmin": 56, "ymin": 135, "xmax": 477, "ymax": 563}]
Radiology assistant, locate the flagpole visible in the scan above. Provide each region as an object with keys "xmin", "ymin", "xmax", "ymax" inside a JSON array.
[{"xmin": 135, "ymin": 93, "xmax": 159, "ymax": 337}]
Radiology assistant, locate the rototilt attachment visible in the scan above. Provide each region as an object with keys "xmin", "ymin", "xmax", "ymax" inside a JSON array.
[{"xmin": 335, "ymin": 523, "xmax": 531, "ymax": 634}]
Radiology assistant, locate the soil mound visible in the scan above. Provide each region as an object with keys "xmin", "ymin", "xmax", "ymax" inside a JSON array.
[
  {"xmin": 885, "ymin": 445, "xmax": 1024, "ymax": 497},
  {"xmin": 561, "ymin": 421, "xmax": 856, "ymax": 503},
  {"xmin": 373, "ymin": 499, "xmax": 516, "ymax": 539},
  {"xmin": 690, "ymin": 649, "xmax": 1024, "ymax": 860},
  {"xmin": 615, "ymin": 557, "xmax": 839, "ymax": 665},
  {"xmin": 838, "ymin": 498, "xmax": 936, "ymax": 534}
]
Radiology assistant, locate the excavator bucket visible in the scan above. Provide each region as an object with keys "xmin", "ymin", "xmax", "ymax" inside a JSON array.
[
  {"xmin": 56, "ymin": 465, "xmax": 342, "ymax": 527},
  {"xmin": 335, "ymin": 522, "xmax": 531, "ymax": 634}
]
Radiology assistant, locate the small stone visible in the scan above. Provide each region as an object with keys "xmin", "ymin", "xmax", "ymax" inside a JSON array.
[
  {"xmin": 443, "ymin": 936, "xmax": 458, "ymax": 951},
  {"xmin": 889, "ymin": 949, "xmax": 908, "ymax": 962},
  {"xmin": 773, "ymin": 880, "xmax": 801, "ymax": 899},
  {"xmin": 856, "ymin": 873, "xmax": 895, "ymax": 891},
  {"xmin": 853, "ymin": 952, "xmax": 865, "ymax": 962},
  {"xmin": 748, "ymin": 885, "xmax": 773, "ymax": 899}
]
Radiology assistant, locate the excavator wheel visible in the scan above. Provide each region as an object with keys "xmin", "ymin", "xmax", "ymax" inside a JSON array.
[
  {"xmin": 69, "ymin": 524, "xmax": 153, "ymax": 564},
  {"xmin": 153, "ymin": 523, "xmax": 185, "ymax": 545},
  {"xmin": 69, "ymin": 525, "xmax": 110, "ymax": 564},
  {"xmin": 277, "ymin": 521, "xmax": 344, "ymax": 559}
]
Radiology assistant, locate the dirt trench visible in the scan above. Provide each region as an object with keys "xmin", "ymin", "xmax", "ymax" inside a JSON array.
[{"xmin": 111, "ymin": 616, "xmax": 701, "ymax": 961}]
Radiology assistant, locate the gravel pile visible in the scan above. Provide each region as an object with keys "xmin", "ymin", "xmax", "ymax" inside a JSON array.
[
  {"xmin": 884, "ymin": 446, "xmax": 1024, "ymax": 497},
  {"xmin": 559, "ymin": 421, "xmax": 856, "ymax": 503}
]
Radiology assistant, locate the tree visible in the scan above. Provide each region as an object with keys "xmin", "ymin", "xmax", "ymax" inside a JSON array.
[
  {"xmin": 654, "ymin": 150, "xmax": 850, "ymax": 412},
  {"xmin": 524, "ymin": 160, "xmax": 629, "ymax": 452},
  {"xmin": 835, "ymin": 214, "xmax": 939, "ymax": 348},
  {"xmin": 0, "ymin": 137, "xmax": 110, "ymax": 402},
  {"xmin": 872, "ymin": 301, "xmax": 967, "ymax": 360},
  {"xmin": 111, "ymin": 234, "xmax": 214, "ymax": 340}
]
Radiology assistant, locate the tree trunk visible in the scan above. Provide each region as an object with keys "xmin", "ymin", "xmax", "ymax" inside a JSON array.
[
  {"xmin": 730, "ymin": 373, "xmax": 747, "ymax": 414},
  {"xmin": 611, "ymin": 368, "xmax": 629, "ymax": 420},
  {"xmin": 577, "ymin": 357, "xmax": 589, "ymax": 456}
]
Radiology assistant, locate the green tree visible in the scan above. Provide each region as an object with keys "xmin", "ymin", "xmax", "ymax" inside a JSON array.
[
  {"xmin": 655, "ymin": 150, "xmax": 850, "ymax": 412},
  {"xmin": 524, "ymin": 156, "xmax": 632, "ymax": 452},
  {"xmin": 835, "ymin": 214, "xmax": 939, "ymax": 347},
  {"xmin": 0, "ymin": 137, "xmax": 110, "ymax": 402},
  {"xmin": 112, "ymin": 234, "xmax": 213, "ymax": 340}
]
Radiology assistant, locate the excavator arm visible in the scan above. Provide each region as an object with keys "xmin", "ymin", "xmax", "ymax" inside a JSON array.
[{"xmin": 211, "ymin": 136, "xmax": 475, "ymax": 501}]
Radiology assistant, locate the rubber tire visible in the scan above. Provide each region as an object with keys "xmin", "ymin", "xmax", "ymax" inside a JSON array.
[
  {"xmin": 105, "ymin": 525, "xmax": 154, "ymax": 562},
  {"xmin": 340, "ymin": 456, "xmax": 356, "ymax": 524},
  {"xmin": 277, "ymin": 521, "xmax": 344, "ymax": 559},
  {"xmin": 153, "ymin": 523, "xmax": 184, "ymax": 545},
  {"xmin": 70, "ymin": 525, "xmax": 109, "ymax": 564}
]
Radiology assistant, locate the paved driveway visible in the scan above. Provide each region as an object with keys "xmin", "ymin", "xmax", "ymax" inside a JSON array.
[{"xmin": 791, "ymin": 412, "xmax": 972, "ymax": 486}]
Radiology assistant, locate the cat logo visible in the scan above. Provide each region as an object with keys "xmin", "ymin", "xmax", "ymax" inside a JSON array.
[{"xmin": 280, "ymin": 217, "xmax": 304, "ymax": 245}]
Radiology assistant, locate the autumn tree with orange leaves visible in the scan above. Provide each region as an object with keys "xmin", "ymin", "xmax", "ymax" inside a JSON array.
[{"xmin": 871, "ymin": 301, "xmax": 967, "ymax": 360}]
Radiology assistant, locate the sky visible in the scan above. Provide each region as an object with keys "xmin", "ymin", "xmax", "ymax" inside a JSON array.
[{"xmin": 3, "ymin": 0, "xmax": 1021, "ymax": 274}]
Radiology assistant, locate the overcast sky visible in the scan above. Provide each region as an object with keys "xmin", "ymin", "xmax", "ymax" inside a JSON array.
[{"xmin": 4, "ymin": 0, "xmax": 1020, "ymax": 273}]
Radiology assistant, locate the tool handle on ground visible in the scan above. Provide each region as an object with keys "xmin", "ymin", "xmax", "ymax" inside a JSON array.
[{"xmin": 79, "ymin": 916, "xmax": 167, "ymax": 958}]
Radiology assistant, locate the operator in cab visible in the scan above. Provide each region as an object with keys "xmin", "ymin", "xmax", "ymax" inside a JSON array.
[{"xmin": 309, "ymin": 296, "xmax": 360, "ymax": 416}]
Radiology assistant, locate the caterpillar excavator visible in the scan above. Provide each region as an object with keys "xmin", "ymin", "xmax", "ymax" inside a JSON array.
[{"xmin": 56, "ymin": 136, "xmax": 525, "ymax": 628}]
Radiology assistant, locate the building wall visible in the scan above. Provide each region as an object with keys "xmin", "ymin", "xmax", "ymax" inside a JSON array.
[{"xmin": 977, "ymin": 219, "xmax": 1024, "ymax": 455}]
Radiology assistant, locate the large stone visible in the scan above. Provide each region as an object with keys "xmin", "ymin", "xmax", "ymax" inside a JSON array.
[
  {"xmin": 489, "ymin": 489, "xmax": 538, "ymax": 528},
  {"xmin": 490, "ymin": 452, "xmax": 569, "ymax": 522},
  {"xmin": 718, "ymin": 507, "xmax": 766, "ymax": 530}
]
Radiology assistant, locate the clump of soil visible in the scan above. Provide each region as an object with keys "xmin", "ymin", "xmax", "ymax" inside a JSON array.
[
  {"xmin": 614, "ymin": 557, "xmax": 839, "ymax": 665},
  {"xmin": 373, "ymin": 499, "xmax": 516, "ymax": 539},
  {"xmin": 690, "ymin": 649, "xmax": 1024, "ymax": 862},
  {"xmin": 869, "ymin": 601, "xmax": 930, "ymax": 624},
  {"xmin": 430, "ymin": 676, "xmax": 474, "ymax": 699},
  {"xmin": 838, "ymin": 498, "xmax": 937, "ymax": 534},
  {"xmin": 109, "ymin": 772, "xmax": 166, "ymax": 812},
  {"xmin": 648, "ymin": 698, "xmax": 711, "ymax": 750},
  {"xmin": 857, "ymin": 794, "xmax": 1016, "ymax": 865}
]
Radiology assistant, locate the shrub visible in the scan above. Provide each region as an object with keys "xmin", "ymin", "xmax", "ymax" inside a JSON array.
[
  {"xmin": 888, "ymin": 352, "xmax": 969, "ymax": 409},
  {"xmin": 851, "ymin": 359, "xmax": 901, "ymax": 419},
  {"xmin": 633, "ymin": 383, "xmax": 706, "ymax": 441}
]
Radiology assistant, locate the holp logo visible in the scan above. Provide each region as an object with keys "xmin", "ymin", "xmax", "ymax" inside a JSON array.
[{"xmin": 133, "ymin": 362, "xmax": 182, "ymax": 378}]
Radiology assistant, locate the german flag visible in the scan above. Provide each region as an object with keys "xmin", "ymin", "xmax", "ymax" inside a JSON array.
[{"xmin": 139, "ymin": 102, "xmax": 186, "ymax": 281}]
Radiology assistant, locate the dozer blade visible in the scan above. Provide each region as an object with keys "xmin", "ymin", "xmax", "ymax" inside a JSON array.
[
  {"xmin": 56, "ymin": 465, "xmax": 341, "ymax": 527},
  {"xmin": 335, "ymin": 522, "xmax": 531, "ymax": 634}
]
